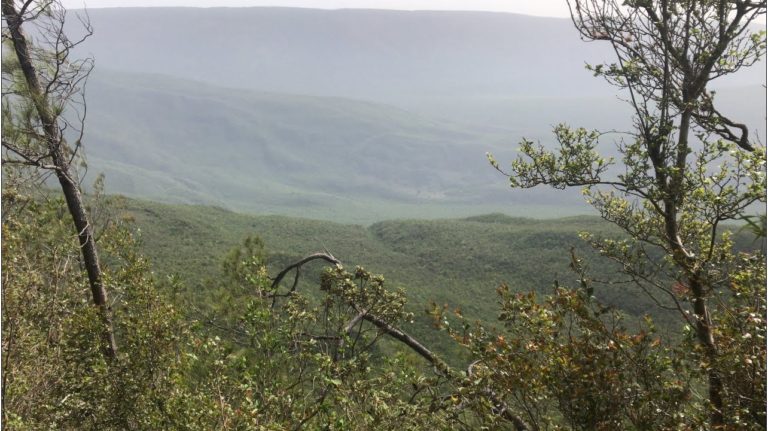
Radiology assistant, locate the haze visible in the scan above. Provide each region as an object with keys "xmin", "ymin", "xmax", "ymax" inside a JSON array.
[
  {"xmin": 61, "ymin": 7, "xmax": 764, "ymax": 223},
  {"xmin": 61, "ymin": 0, "xmax": 572, "ymax": 17}
]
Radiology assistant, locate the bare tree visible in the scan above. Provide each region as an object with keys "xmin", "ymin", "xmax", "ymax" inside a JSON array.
[{"xmin": 2, "ymin": 0, "xmax": 117, "ymax": 359}]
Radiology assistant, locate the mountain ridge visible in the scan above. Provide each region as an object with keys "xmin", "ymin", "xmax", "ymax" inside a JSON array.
[
  {"xmin": 84, "ymin": 68, "xmax": 596, "ymax": 223},
  {"xmin": 69, "ymin": 7, "xmax": 764, "ymax": 222}
]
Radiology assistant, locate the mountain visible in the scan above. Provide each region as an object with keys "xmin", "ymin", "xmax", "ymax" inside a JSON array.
[
  {"xmin": 67, "ymin": 7, "xmax": 764, "ymax": 124},
  {"xmin": 69, "ymin": 7, "xmax": 765, "ymax": 222},
  {"xmin": 82, "ymin": 69, "xmax": 593, "ymax": 222},
  {"xmin": 81, "ymin": 70, "xmax": 764, "ymax": 223},
  {"xmin": 68, "ymin": 8, "xmax": 613, "ymax": 104}
]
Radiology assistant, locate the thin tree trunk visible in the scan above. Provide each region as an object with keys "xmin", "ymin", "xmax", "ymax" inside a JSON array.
[
  {"xmin": 690, "ymin": 275, "xmax": 724, "ymax": 427},
  {"xmin": 666, "ymin": 104, "xmax": 723, "ymax": 428},
  {"xmin": 2, "ymin": 0, "xmax": 117, "ymax": 359}
]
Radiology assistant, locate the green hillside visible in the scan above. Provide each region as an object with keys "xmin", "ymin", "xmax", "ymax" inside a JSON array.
[
  {"xmin": 80, "ymin": 69, "xmax": 764, "ymax": 224},
  {"xmin": 123, "ymin": 197, "xmax": 686, "ymax": 356},
  {"xmin": 82, "ymin": 70, "xmax": 590, "ymax": 223}
]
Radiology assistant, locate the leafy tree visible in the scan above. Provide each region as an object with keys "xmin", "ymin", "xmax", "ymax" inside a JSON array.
[
  {"xmin": 485, "ymin": 0, "xmax": 766, "ymax": 428},
  {"xmin": 1, "ymin": 3, "xmax": 201, "ymax": 427}
]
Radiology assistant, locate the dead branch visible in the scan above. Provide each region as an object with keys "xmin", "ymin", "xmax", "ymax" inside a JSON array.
[
  {"xmin": 270, "ymin": 251, "xmax": 340, "ymax": 308},
  {"xmin": 271, "ymin": 252, "xmax": 530, "ymax": 430}
]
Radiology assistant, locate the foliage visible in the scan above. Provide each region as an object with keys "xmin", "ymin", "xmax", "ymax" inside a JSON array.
[
  {"xmin": 1, "ymin": 188, "xmax": 189, "ymax": 429},
  {"xmin": 442, "ymin": 284, "xmax": 702, "ymax": 430},
  {"xmin": 484, "ymin": 0, "xmax": 767, "ymax": 428},
  {"xmin": 3, "ymin": 0, "xmax": 766, "ymax": 429},
  {"xmin": 2, "ymin": 183, "xmax": 460, "ymax": 429},
  {"xmin": 705, "ymin": 251, "xmax": 766, "ymax": 428},
  {"xmin": 124, "ymin": 197, "xmax": 710, "ymax": 360},
  {"xmin": 169, "ymin": 235, "xmax": 455, "ymax": 430}
]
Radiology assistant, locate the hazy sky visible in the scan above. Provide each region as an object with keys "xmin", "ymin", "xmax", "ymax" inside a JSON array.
[{"xmin": 60, "ymin": 0, "xmax": 572, "ymax": 17}]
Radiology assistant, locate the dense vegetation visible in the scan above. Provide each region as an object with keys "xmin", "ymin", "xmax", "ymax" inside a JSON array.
[
  {"xmin": 2, "ymin": 0, "xmax": 766, "ymax": 430},
  {"xmin": 124, "ymin": 197, "xmax": 704, "ymax": 338}
]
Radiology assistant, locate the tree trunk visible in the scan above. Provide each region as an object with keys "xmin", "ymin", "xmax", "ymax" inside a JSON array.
[
  {"xmin": 667, "ymin": 104, "xmax": 723, "ymax": 428},
  {"xmin": 690, "ymin": 275, "xmax": 724, "ymax": 427},
  {"xmin": 2, "ymin": 0, "xmax": 117, "ymax": 359}
]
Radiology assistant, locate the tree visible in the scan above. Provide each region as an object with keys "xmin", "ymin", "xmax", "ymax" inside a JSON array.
[
  {"xmin": 487, "ymin": 0, "xmax": 766, "ymax": 427},
  {"xmin": 2, "ymin": 0, "xmax": 117, "ymax": 357}
]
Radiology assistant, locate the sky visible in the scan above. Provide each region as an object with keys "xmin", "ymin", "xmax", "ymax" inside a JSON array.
[{"xmin": 59, "ymin": 0, "xmax": 572, "ymax": 18}]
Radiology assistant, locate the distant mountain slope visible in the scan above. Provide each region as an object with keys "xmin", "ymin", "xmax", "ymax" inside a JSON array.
[
  {"xmin": 68, "ymin": 8, "xmax": 612, "ymax": 103},
  {"xmin": 122, "ymin": 197, "xmax": 760, "ymax": 359},
  {"xmin": 82, "ymin": 70, "xmax": 592, "ymax": 222},
  {"xmin": 81, "ymin": 69, "xmax": 764, "ymax": 223},
  {"xmin": 66, "ymin": 7, "xmax": 764, "ymax": 121},
  {"xmin": 71, "ymin": 7, "xmax": 764, "ymax": 222}
]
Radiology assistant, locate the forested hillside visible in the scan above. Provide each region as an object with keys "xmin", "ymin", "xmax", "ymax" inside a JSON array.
[
  {"xmin": 2, "ymin": 1, "xmax": 766, "ymax": 430},
  {"xmin": 121, "ymin": 198, "xmax": 680, "ymax": 354}
]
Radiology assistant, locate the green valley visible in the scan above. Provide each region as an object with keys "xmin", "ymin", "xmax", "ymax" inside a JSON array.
[
  {"xmin": 4, "ymin": 2, "xmax": 765, "ymax": 429},
  {"xmin": 81, "ymin": 69, "xmax": 594, "ymax": 223},
  {"xmin": 121, "ymin": 197, "xmax": 681, "ymax": 348}
]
